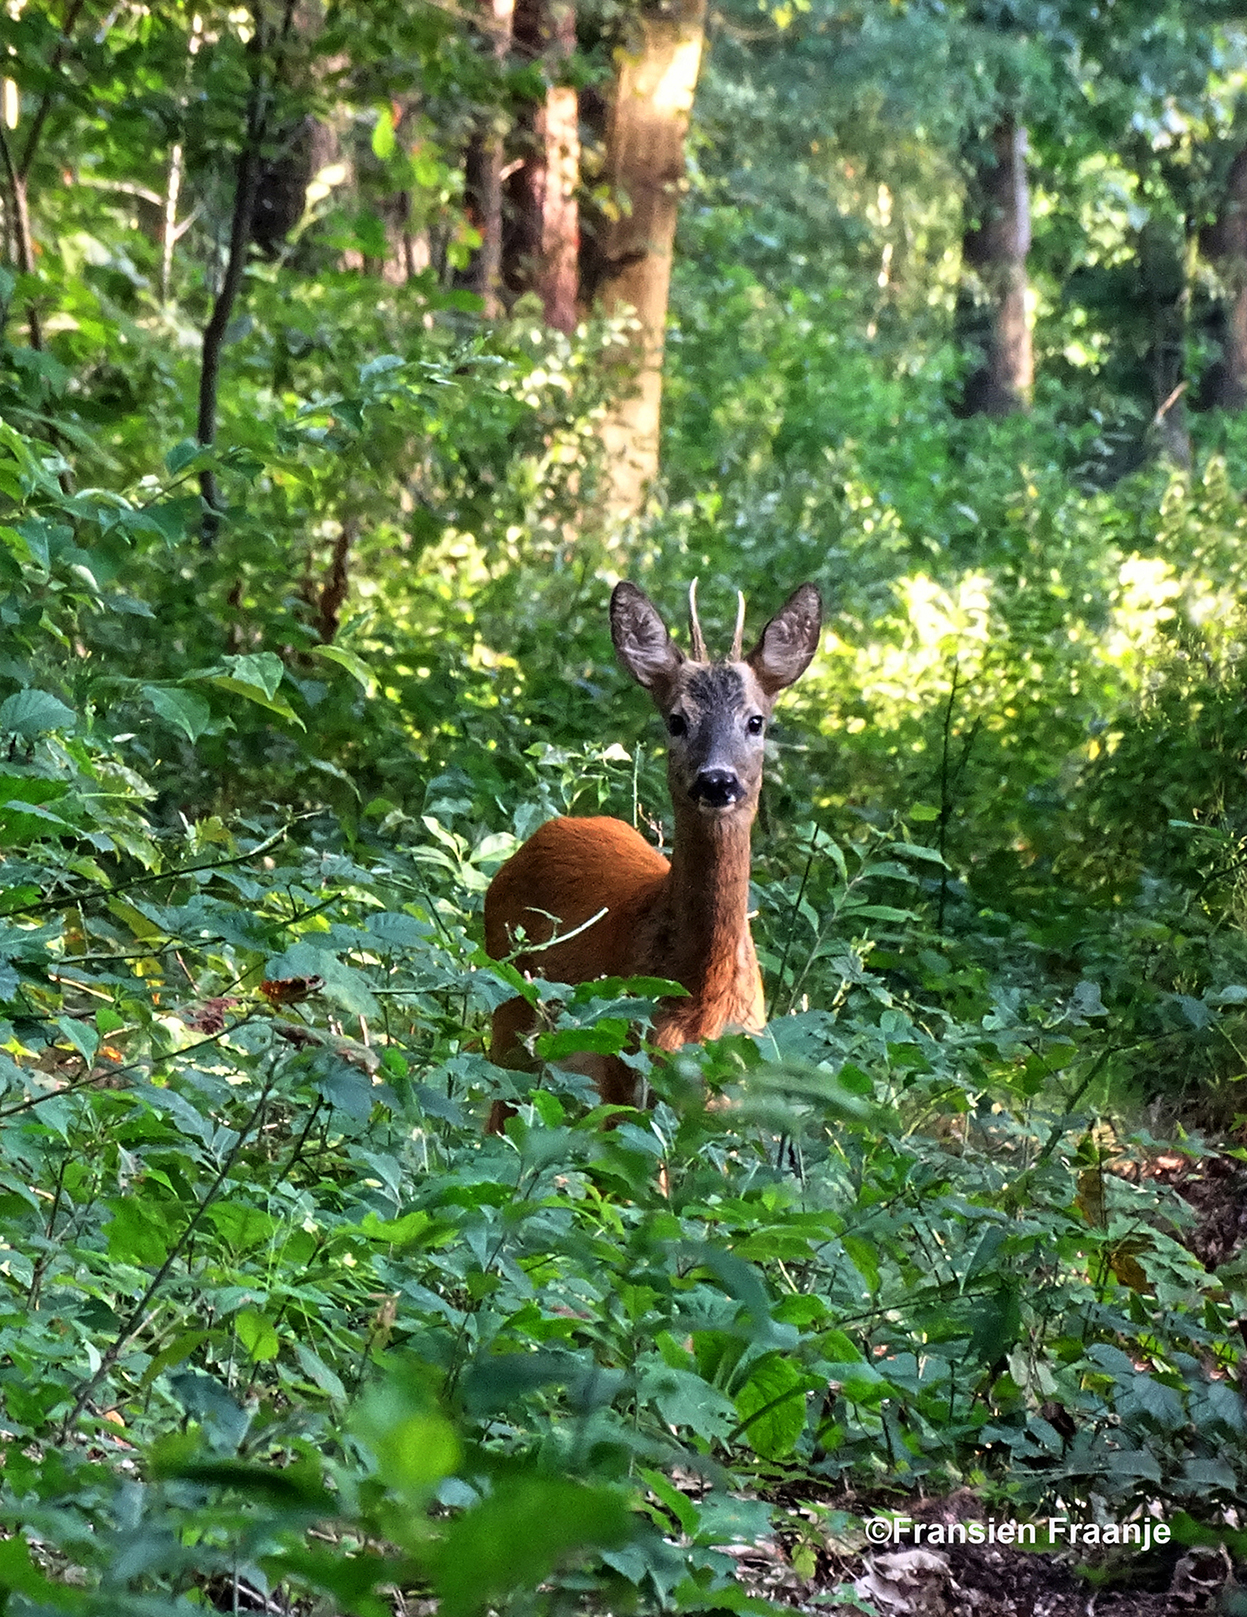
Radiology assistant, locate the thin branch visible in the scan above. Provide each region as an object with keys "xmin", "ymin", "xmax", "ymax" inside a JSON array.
[
  {"xmin": 0, "ymin": 0, "xmax": 88, "ymax": 354},
  {"xmin": 161, "ymin": 141, "xmax": 184, "ymax": 302},
  {"xmin": 0, "ymin": 1013, "xmax": 260, "ymax": 1120},
  {"xmin": 770, "ymin": 821, "xmax": 819, "ymax": 1020},
  {"xmin": 0, "ymin": 124, "xmax": 42, "ymax": 349},
  {"xmin": 8, "ymin": 819, "xmax": 295, "ymax": 919},
  {"xmin": 74, "ymin": 174, "xmax": 164, "ymax": 208},
  {"xmin": 1153, "ymin": 378, "xmax": 1187, "ymax": 426},
  {"xmin": 57, "ymin": 1066, "xmax": 279, "ymax": 1437},
  {"xmin": 936, "ymin": 661, "xmax": 960, "ymax": 934},
  {"xmin": 17, "ymin": 0, "xmax": 88, "ymax": 181}
]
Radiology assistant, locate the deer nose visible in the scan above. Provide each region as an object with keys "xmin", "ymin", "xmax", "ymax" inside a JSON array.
[{"xmin": 691, "ymin": 769, "xmax": 744, "ymax": 807}]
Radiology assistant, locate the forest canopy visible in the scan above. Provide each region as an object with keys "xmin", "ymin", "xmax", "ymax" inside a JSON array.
[{"xmin": 3, "ymin": 1, "xmax": 1247, "ymax": 1613}]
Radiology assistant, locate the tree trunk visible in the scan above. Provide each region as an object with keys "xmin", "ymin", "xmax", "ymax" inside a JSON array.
[
  {"xmin": 1196, "ymin": 145, "xmax": 1247, "ymax": 411},
  {"xmin": 1138, "ymin": 217, "xmax": 1190, "ymax": 465},
  {"xmin": 956, "ymin": 117, "xmax": 1033, "ymax": 417},
  {"xmin": 509, "ymin": 0, "xmax": 578, "ymax": 331},
  {"xmin": 463, "ymin": 0, "xmax": 514, "ymax": 315},
  {"xmin": 595, "ymin": 0, "xmax": 706, "ymax": 517}
]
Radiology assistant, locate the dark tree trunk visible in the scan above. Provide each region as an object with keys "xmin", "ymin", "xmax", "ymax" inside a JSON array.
[
  {"xmin": 0, "ymin": 0, "xmax": 89, "ymax": 351},
  {"xmin": 463, "ymin": 0, "xmax": 515, "ymax": 314},
  {"xmin": 1196, "ymin": 145, "xmax": 1247, "ymax": 411},
  {"xmin": 1139, "ymin": 217, "xmax": 1190, "ymax": 465},
  {"xmin": 251, "ymin": 114, "xmax": 339, "ymax": 258},
  {"xmin": 956, "ymin": 117, "xmax": 1033, "ymax": 417},
  {"xmin": 508, "ymin": 0, "xmax": 578, "ymax": 331}
]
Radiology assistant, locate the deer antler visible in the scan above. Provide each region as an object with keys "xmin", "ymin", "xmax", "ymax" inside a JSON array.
[
  {"xmin": 730, "ymin": 591, "xmax": 746, "ymax": 661},
  {"xmin": 688, "ymin": 578, "xmax": 708, "ymax": 662}
]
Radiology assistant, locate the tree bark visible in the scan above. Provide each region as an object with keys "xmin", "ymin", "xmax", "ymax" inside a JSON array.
[
  {"xmin": 0, "ymin": 0, "xmax": 88, "ymax": 351},
  {"xmin": 595, "ymin": 0, "xmax": 706, "ymax": 517},
  {"xmin": 464, "ymin": 0, "xmax": 515, "ymax": 314},
  {"xmin": 1196, "ymin": 145, "xmax": 1247, "ymax": 411},
  {"xmin": 1138, "ymin": 217, "xmax": 1190, "ymax": 465},
  {"xmin": 197, "ymin": 23, "xmax": 269, "ymax": 543},
  {"xmin": 510, "ymin": 0, "xmax": 578, "ymax": 331},
  {"xmin": 956, "ymin": 116, "xmax": 1033, "ymax": 417}
]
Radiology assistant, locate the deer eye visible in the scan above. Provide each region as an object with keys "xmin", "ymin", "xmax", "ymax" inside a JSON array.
[
  {"xmin": 667, "ymin": 713, "xmax": 688, "ymax": 738},
  {"xmin": 747, "ymin": 714, "xmax": 765, "ymax": 735}
]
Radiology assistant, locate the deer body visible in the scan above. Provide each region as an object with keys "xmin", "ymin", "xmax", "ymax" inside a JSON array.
[{"xmin": 485, "ymin": 580, "xmax": 821, "ymax": 1117}]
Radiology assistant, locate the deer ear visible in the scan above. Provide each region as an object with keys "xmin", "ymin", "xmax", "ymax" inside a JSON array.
[
  {"xmin": 611, "ymin": 582, "xmax": 683, "ymax": 697},
  {"xmin": 745, "ymin": 583, "xmax": 822, "ymax": 699}
]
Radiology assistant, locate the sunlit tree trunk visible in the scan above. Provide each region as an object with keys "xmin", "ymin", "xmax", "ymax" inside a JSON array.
[
  {"xmin": 1196, "ymin": 145, "xmax": 1247, "ymax": 411},
  {"xmin": 510, "ymin": 0, "xmax": 578, "ymax": 331},
  {"xmin": 956, "ymin": 116, "xmax": 1033, "ymax": 416},
  {"xmin": 596, "ymin": 0, "xmax": 706, "ymax": 517}
]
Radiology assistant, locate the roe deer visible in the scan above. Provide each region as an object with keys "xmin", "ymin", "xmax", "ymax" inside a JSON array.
[{"xmin": 484, "ymin": 579, "xmax": 822, "ymax": 1126}]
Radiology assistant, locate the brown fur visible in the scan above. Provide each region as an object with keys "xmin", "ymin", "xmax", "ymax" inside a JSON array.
[{"xmin": 484, "ymin": 581, "xmax": 821, "ymax": 1128}]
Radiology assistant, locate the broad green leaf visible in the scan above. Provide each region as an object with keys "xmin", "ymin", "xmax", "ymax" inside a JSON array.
[
  {"xmin": 223, "ymin": 652, "xmax": 285, "ymax": 700},
  {"xmin": 56, "ymin": 1016, "xmax": 99, "ymax": 1067},
  {"xmin": 206, "ymin": 675, "xmax": 305, "ymax": 730},
  {"xmin": 433, "ymin": 1478, "xmax": 632, "ymax": 1617},
  {"xmin": 371, "ymin": 104, "xmax": 396, "ymax": 159},
  {"xmin": 235, "ymin": 1308, "xmax": 280, "ymax": 1362},
  {"xmin": 0, "ymin": 1533, "xmax": 76, "ymax": 1606},
  {"xmin": 106, "ymin": 1197, "xmax": 172, "ymax": 1267},
  {"xmin": 640, "ymin": 1364, "xmax": 736, "ymax": 1440},
  {"xmin": 310, "ymin": 642, "xmax": 376, "ymax": 693},
  {"xmin": 733, "ymin": 1353, "xmax": 808, "ymax": 1459},
  {"xmin": 143, "ymin": 684, "xmax": 212, "ymax": 742},
  {"xmin": 165, "ymin": 438, "xmax": 202, "ymax": 474},
  {"xmin": 0, "ymin": 688, "xmax": 75, "ymax": 735}
]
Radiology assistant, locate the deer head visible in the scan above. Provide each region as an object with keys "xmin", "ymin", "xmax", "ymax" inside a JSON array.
[{"xmin": 610, "ymin": 580, "xmax": 822, "ymax": 818}]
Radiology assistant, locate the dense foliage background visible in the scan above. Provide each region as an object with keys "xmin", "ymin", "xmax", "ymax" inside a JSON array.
[{"xmin": 4, "ymin": 1, "xmax": 1247, "ymax": 1613}]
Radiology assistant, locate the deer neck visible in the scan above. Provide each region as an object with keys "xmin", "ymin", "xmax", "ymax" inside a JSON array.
[{"xmin": 662, "ymin": 804, "xmax": 756, "ymax": 1006}]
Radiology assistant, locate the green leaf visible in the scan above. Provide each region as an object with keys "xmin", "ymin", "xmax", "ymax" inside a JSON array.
[
  {"xmin": 108, "ymin": 898, "xmax": 167, "ymax": 940},
  {"xmin": 638, "ymin": 1467, "xmax": 699, "ymax": 1536},
  {"xmin": 206, "ymin": 675, "xmax": 305, "ymax": 730},
  {"xmin": 143, "ymin": 684, "xmax": 212, "ymax": 742},
  {"xmin": 536, "ymin": 1020, "xmax": 629, "ymax": 1060},
  {"xmin": 224, "ymin": 652, "xmax": 286, "ymax": 699},
  {"xmin": 362, "ymin": 1407, "xmax": 459, "ymax": 1497},
  {"xmin": 433, "ymin": 1479, "xmax": 632, "ymax": 1617},
  {"xmin": 371, "ymin": 104, "xmax": 396, "ymax": 160},
  {"xmin": 841, "ymin": 1234, "xmax": 880, "ymax": 1294},
  {"xmin": 0, "ymin": 776, "xmax": 71, "ymax": 846},
  {"xmin": 733, "ymin": 1353, "xmax": 809, "ymax": 1459},
  {"xmin": 640, "ymin": 1364, "xmax": 736, "ymax": 1439},
  {"xmin": 892, "ymin": 841, "xmax": 947, "ymax": 864},
  {"xmin": 55, "ymin": 1016, "xmax": 99, "ymax": 1067},
  {"xmin": 106, "ymin": 1197, "xmax": 172, "ymax": 1267},
  {"xmin": 0, "ymin": 1533, "xmax": 80, "ymax": 1607},
  {"xmin": 165, "ymin": 438, "xmax": 202, "ymax": 474},
  {"xmin": 968, "ymin": 1282, "xmax": 1022, "ymax": 1366},
  {"xmin": 310, "ymin": 642, "xmax": 377, "ymax": 693},
  {"xmin": 351, "ymin": 1359, "xmax": 460, "ymax": 1506},
  {"xmin": 0, "ymin": 688, "xmax": 75, "ymax": 735},
  {"xmin": 235, "ymin": 1308, "xmax": 280, "ymax": 1362}
]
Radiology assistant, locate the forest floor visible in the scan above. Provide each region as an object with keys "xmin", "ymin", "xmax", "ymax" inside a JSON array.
[
  {"xmin": 729, "ymin": 1494, "xmax": 1236, "ymax": 1616},
  {"xmin": 746, "ymin": 1535, "xmax": 1235, "ymax": 1616},
  {"xmin": 727, "ymin": 1153, "xmax": 1247, "ymax": 1617}
]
